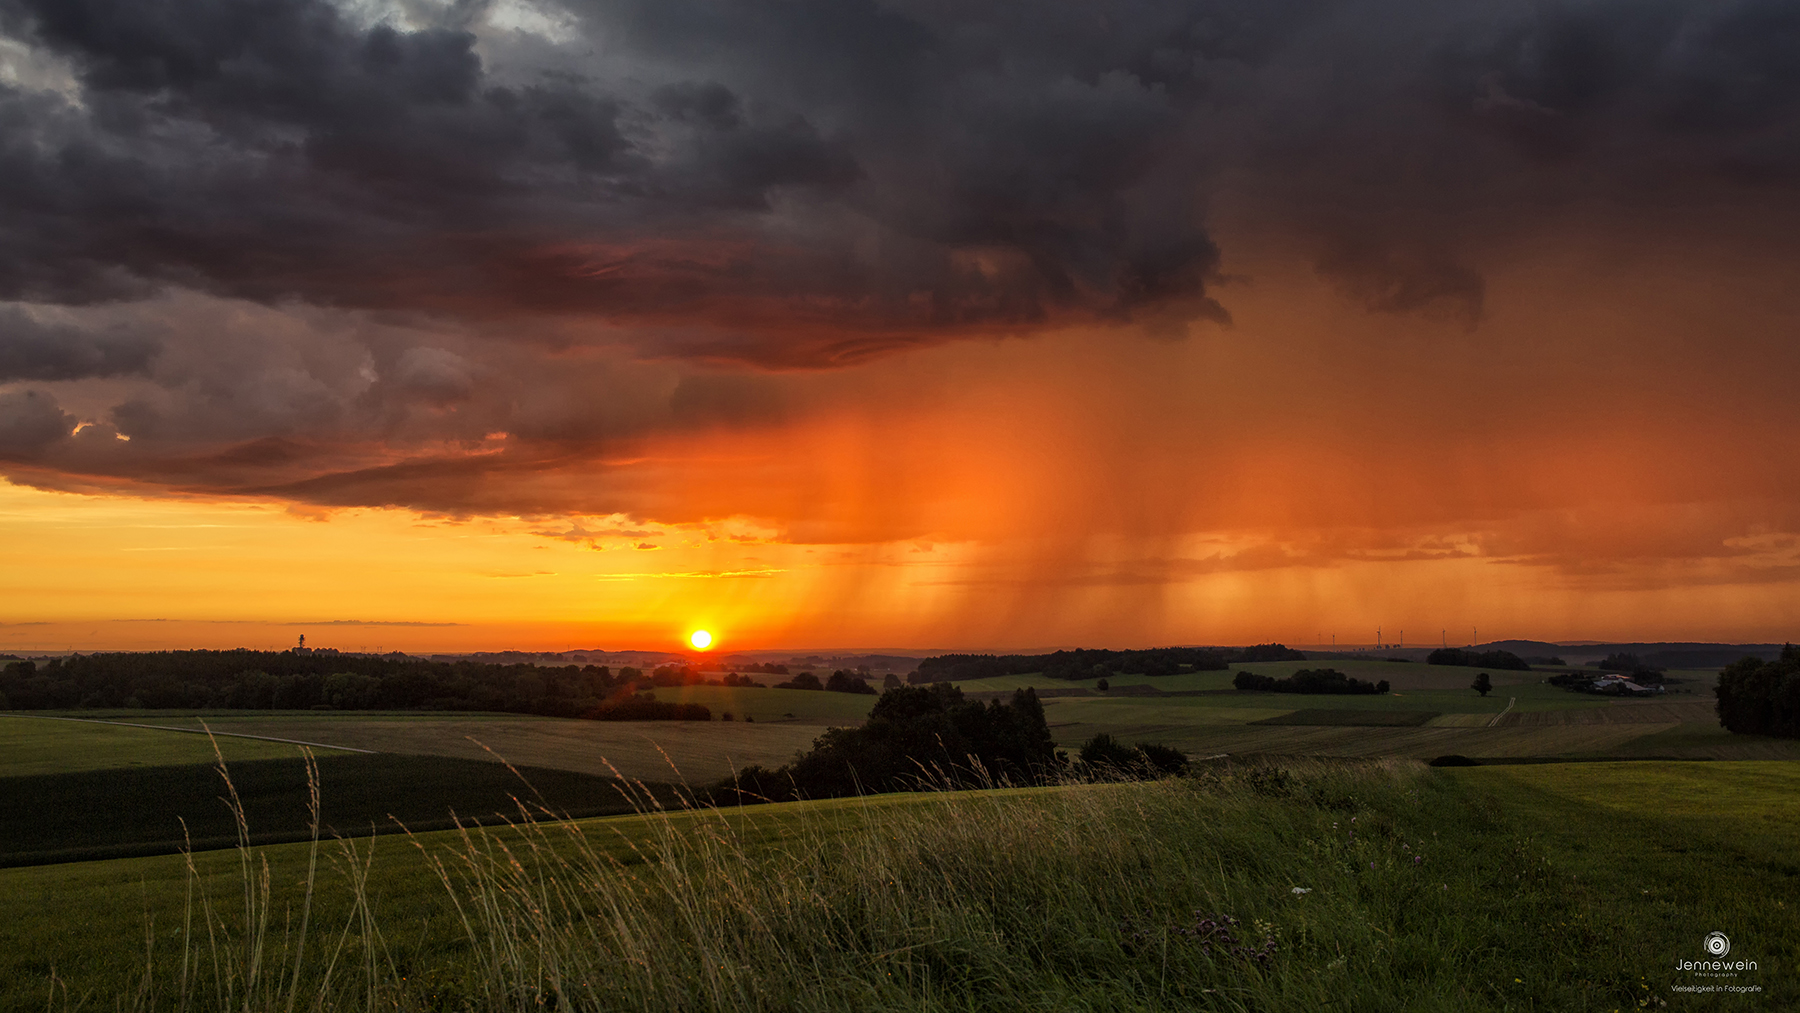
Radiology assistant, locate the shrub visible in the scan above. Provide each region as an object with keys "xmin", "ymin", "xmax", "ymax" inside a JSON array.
[
  {"xmin": 1078, "ymin": 734, "xmax": 1188, "ymax": 778},
  {"xmin": 1137, "ymin": 742, "xmax": 1189, "ymax": 775},
  {"xmin": 1428, "ymin": 754, "xmax": 1480, "ymax": 767},
  {"xmin": 825, "ymin": 670, "xmax": 878, "ymax": 695},
  {"xmin": 1079, "ymin": 732, "xmax": 1139, "ymax": 770},
  {"xmin": 775, "ymin": 672, "xmax": 824, "ymax": 691}
]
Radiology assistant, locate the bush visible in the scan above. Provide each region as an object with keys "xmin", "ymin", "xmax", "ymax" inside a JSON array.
[
  {"xmin": 1078, "ymin": 732, "xmax": 1139, "ymax": 769},
  {"xmin": 1428, "ymin": 754, "xmax": 1481, "ymax": 767},
  {"xmin": 714, "ymin": 684, "xmax": 1057, "ymax": 802},
  {"xmin": 1077, "ymin": 734, "xmax": 1188, "ymax": 778},
  {"xmin": 775, "ymin": 672, "xmax": 824, "ymax": 691},
  {"xmin": 825, "ymin": 670, "xmax": 878, "ymax": 695},
  {"xmin": 1137, "ymin": 742, "xmax": 1189, "ymax": 775}
]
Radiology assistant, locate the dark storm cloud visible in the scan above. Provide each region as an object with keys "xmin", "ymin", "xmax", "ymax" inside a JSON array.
[
  {"xmin": 0, "ymin": 388, "xmax": 74, "ymax": 456},
  {"xmin": 0, "ymin": 0, "xmax": 1238, "ymax": 349},
  {"xmin": 0, "ymin": 305, "xmax": 158, "ymax": 380},
  {"xmin": 2, "ymin": 0, "xmax": 1799, "ymax": 508}
]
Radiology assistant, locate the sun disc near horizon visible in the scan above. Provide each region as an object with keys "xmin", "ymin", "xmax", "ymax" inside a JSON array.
[{"xmin": 689, "ymin": 629, "xmax": 713, "ymax": 651}]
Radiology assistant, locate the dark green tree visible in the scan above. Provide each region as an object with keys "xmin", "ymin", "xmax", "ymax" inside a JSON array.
[
  {"xmin": 1472, "ymin": 672, "xmax": 1493, "ymax": 697},
  {"xmin": 717, "ymin": 684, "xmax": 1056, "ymax": 801},
  {"xmin": 1716, "ymin": 645, "xmax": 1800, "ymax": 738},
  {"xmin": 776, "ymin": 671, "xmax": 824, "ymax": 691}
]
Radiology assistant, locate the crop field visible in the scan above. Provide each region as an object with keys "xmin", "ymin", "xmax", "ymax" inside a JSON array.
[
  {"xmin": 6, "ymin": 662, "xmax": 1768, "ymax": 821},
  {"xmin": 1250, "ymin": 708, "xmax": 1440, "ymax": 726},
  {"xmin": 949, "ymin": 661, "xmax": 1796, "ymax": 762},
  {"xmin": 643, "ymin": 683, "xmax": 881, "ymax": 725},
  {"xmin": 3, "ymin": 759, "xmax": 1793, "ymax": 1011},
  {"xmin": 28, "ymin": 711, "xmax": 828, "ymax": 783},
  {"xmin": 952, "ymin": 659, "xmax": 1554, "ymax": 696},
  {"xmin": 0, "ymin": 713, "xmax": 347, "ymax": 776},
  {"xmin": 0, "ymin": 753, "xmax": 679, "ymax": 868}
]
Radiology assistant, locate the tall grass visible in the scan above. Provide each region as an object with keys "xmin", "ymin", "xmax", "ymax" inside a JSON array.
[{"xmin": 55, "ymin": 749, "xmax": 1738, "ymax": 1011}]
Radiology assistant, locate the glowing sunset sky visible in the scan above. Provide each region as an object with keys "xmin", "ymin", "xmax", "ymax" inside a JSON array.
[{"xmin": 3, "ymin": 0, "xmax": 1799, "ymax": 652}]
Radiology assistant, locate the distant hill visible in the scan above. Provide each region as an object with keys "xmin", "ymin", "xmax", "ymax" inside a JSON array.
[{"xmin": 1302, "ymin": 640, "xmax": 1788, "ymax": 670}]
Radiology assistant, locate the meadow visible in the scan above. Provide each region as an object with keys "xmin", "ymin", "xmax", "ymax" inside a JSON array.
[
  {"xmin": 11, "ymin": 660, "xmax": 1769, "ymax": 788},
  {"xmin": 15, "ymin": 709, "xmax": 830, "ymax": 783},
  {"xmin": 5, "ymin": 657, "xmax": 1793, "ymax": 1008},
  {"xmin": 0, "ymin": 714, "xmax": 353, "ymax": 777},
  {"xmin": 3, "ymin": 759, "xmax": 1792, "ymax": 1010}
]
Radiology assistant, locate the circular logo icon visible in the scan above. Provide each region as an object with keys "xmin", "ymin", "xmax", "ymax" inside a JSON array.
[{"xmin": 1703, "ymin": 931, "xmax": 1731, "ymax": 957}]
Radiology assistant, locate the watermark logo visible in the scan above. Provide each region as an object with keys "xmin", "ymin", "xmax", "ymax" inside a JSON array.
[{"xmin": 1675, "ymin": 928, "xmax": 1758, "ymax": 987}]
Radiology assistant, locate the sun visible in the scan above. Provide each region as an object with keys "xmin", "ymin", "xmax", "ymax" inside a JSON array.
[{"xmin": 689, "ymin": 629, "xmax": 714, "ymax": 651}]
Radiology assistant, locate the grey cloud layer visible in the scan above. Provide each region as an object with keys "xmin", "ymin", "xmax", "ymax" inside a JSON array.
[
  {"xmin": 0, "ymin": 305, "xmax": 159, "ymax": 380},
  {"xmin": 0, "ymin": 0, "xmax": 1797, "ymax": 508}
]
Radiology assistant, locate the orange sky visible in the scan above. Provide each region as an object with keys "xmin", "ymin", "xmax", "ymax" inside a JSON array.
[
  {"xmin": 3, "ymin": 1, "xmax": 1799, "ymax": 653},
  {"xmin": 7, "ymin": 234, "xmax": 1798, "ymax": 654}
]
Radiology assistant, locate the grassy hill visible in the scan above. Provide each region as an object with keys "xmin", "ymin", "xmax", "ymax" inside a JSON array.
[{"xmin": 2, "ymin": 759, "xmax": 1792, "ymax": 1011}]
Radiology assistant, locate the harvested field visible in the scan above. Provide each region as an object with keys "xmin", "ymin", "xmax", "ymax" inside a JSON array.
[
  {"xmin": 1251, "ymin": 709, "xmax": 1439, "ymax": 727},
  {"xmin": 1492, "ymin": 701, "xmax": 1718, "ymax": 726},
  {"xmin": 1425, "ymin": 713, "xmax": 1496, "ymax": 728}
]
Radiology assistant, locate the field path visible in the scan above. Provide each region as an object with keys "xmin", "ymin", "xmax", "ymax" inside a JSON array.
[
  {"xmin": 1487, "ymin": 697, "xmax": 1516, "ymax": 728},
  {"xmin": 10, "ymin": 714, "xmax": 375, "ymax": 753}
]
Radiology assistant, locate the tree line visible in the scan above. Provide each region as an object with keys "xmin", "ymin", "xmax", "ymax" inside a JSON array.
[
  {"xmin": 908, "ymin": 644, "xmax": 1307, "ymax": 684},
  {"xmin": 1232, "ymin": 668, "xmax": 1390, "ymax": 695},
  {"xmin": 1426, "ymin": 648, "xmax": 1531, "ymax": 671},
  {"xmin": 0, "ymin": 651, "xmax": 708, "ymax": 721}
]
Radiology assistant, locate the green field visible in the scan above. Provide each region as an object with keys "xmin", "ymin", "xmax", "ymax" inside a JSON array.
[
  {"xmin": 644, "ymin": 683, "xmax": 882, "ymax": 724},
  {"xmin": 1252, "ymin": 709, "xmax": 1440, "ymax": 726},
  {"xmin": 0, "ymin": 752, "xmax": 685, "ymax": 867},
  {"xmin": 0, "ymin": 714, "xmax": 350, "ymax": 776},
  {"xmin": 19, "ymin": 711, "xmax": 829, "ymax": 782},
  {"xmin": 989, "ymin": 663, "xmax": 1798, "ymax": 763},
  {"xmin": 4, "ymin": 760, "xmax": 1793, "ymax": 1010},
  {"xmin": 7, "ymin": 662, "xmax": 1771, "ymax": 792}
]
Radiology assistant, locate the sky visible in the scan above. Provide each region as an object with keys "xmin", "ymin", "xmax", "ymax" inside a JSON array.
[{"xmin": 3, "ymin": 0, "xmax": 1799, "ymax": 654}]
